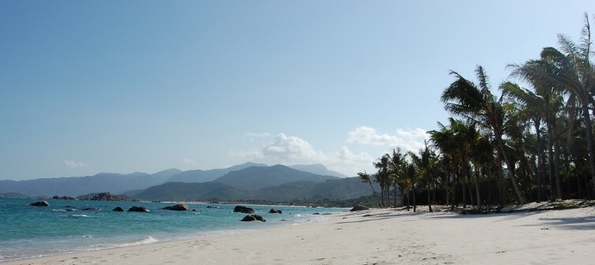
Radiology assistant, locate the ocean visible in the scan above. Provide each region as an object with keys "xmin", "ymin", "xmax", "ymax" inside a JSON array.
[{"xmin": 0, "ymin": 198, "xmax": 347, "ymax": 262}]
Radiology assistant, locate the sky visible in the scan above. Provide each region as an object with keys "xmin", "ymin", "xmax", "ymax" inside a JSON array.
[{"xmin": 1, "ymin": 1, "xmax": 595, "ymax": 180}]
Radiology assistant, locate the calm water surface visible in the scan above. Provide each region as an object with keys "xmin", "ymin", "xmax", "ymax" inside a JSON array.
[{"xmin": 0, "ymin": 198, "xmax": 346, "ymax": 262}]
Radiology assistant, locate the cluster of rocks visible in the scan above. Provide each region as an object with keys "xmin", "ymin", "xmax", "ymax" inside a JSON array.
[
  {"xmin": 52, "ymin": 195, "xmax": 77, "ymax": 200},
  {"xmin": 233, "ymin": 205, "xmax": 284, "ymax": 222},
  {"xmin": 241, "ymin": 215, "xmax": 266, "ymax": 222},
  {"xmin": 114, "ymin": 206, "xmax": 150, "ymax": 212},
  {"xmin": 78, "ymin": 192, "xmax": 127, "ymax": 201},
  {"xmin": 31, "ymin": 201, "xmax": 301, "ymax": 223}
]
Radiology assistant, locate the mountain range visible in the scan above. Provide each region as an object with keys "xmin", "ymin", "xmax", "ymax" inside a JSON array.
[{"xmin": 0, "ymin": 163, "xmax": 371, "ymax": 202}]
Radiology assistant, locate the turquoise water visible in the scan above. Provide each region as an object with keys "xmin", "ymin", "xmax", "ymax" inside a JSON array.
[{"xmin": 0, "ymin": 198, "xmax": 346, "ymax": 262}]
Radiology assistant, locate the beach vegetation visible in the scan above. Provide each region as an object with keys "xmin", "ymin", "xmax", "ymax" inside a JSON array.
[{"xmin": 363, "ymin": 13, "xmax": 595, "ymax": 210}]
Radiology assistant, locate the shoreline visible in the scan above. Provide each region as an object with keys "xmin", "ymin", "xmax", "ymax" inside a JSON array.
[{"xmin": 3, "ymin": 206, "xmax": 595, "ymax": 264}]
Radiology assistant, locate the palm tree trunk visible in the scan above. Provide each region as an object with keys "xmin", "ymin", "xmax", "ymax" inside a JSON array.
[
  {"xmin": 468, "ymin": 173, "xmax": 475, "ymax": 206},
  {"xmin": 474, "ymin": 165, "xmax": 482, "ymax": 210},
  {"xmin": 535, "ymin": 121, "xmax": 544, "ymax": 202},
  {"xmin": 461, "ymin": 168, "xmax": 467, "ymax": 208},
  {"xmin": 379, "ymin": 184, "xmax": 385, "ymax": 207},
  {"xmin": 412, "ymin": 184, "xmax": 417, "ymax": 212},
  {"xmin": 497, "ymin": 159, "xmax": 506, "ymax": 207},
  {"xmin": 495, "ymin": 131, "xmax": 526, "ymax": 204},
  {"xmin": 427, "ymin": 175, "xmax": 433, "ymax": 212},
  {"xmin": 582, "ymin": 103, "xmax": 595, "ymax": 197},
  {"xmin": 393, "ymin": 183, "xmax": 398, "ymax": 207},
  {"xmin": 554, "ymin": 141, "xmax": 562, "ymax": 199}
]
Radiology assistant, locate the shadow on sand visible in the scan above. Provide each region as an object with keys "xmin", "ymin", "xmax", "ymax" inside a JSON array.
[{"xmin": 337, "ymin": 207, "xmax": 595, "ymax": 230}]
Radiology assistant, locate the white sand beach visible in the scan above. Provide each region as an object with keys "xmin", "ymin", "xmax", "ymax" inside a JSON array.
[{"xmin": 4, "ymin": 206, "xmax": 595, "ymax": 265}]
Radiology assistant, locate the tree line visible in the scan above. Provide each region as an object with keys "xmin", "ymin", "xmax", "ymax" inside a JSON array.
[{"xmin": 359, "ymin": 13, "xmax": 595, "ymax": 212}]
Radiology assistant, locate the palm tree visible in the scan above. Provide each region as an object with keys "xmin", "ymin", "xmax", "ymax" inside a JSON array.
[
  {"xmin": 388, "ymin": 148, "xmax": 406, "ymax": 207},
  {"xmin": 404, "ymin": 162, "xmax": 417, "ymax": 212},
  {"xmin": 374, "ymin": 154, "xmax": 390, "ymax": 207},
  {"xmin": 441, "ymin": 66, "xmax": 526, "ymax": 204},
  {"xmin": 430, "ymin": 118, "xmax": 483, "ymax": 209},
  {"xmin": 409, "ymin": 141, "xmax": 437, "ymax": 212},
  {"xmin": 357, "ymin": 171, "xmax": 375, "ymax": 195},
  {"xmin": 428, "ymin": 120, "xmax": 457, "ymax": 208},
  {"xmin": 500, "ymin": 81, "xmax": 550, "ymax": 201},
  {"xmin": 509, "ymin": 13, "xmax": 595, "ymax": 196}
]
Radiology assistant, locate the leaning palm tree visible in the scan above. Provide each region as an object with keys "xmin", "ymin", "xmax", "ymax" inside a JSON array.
[
  {"xmin": 509, "ymin": 13, "xmax": 595, "ymax": 196},
  {"xmin": 441, "ymin": 66, "xmax": 526, "ymax": 204},
  {"xmin": 357, "ymin": 171, "xmax": 375, "ymax": 195}
]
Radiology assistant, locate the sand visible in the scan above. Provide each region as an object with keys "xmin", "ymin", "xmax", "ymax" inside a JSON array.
[{"xmin": 3, "ymin": 205, "xmax": 595, "ymax": 265}]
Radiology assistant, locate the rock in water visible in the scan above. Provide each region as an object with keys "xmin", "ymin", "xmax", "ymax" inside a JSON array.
[
  {"xmin": 128, "ymin": 206, "xmax": 150, "ymax": 212},
  {"xmin": 350, "ymin": 205, "xmax": 369, "ymax": 212},
  {"xmin": 269, "ymin": 208, "xmax": 282, "ymax": 214},
  {"xmin": 253, "ymin": 215, "xmax": 266, "ymax": 222},
  {"xmin": 233, "ymin": 205, "xmax": 255, "ymax": 214},
  {"xmin": 30, "ymin": 201, "xmax": 49, "ymax": 207},
  {"xmin": 162, "ymin": 203, "xmax": 189, "ymax": 211},
  {"xmin": 113, "ymin": 207, "xmax": 124, "ymax": 212},
  {"xmin": 241, "ymin": 214, "xmax": 266, "ymax": 222}
]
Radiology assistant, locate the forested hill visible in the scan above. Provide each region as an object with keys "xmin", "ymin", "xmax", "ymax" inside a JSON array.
[
  {"xmin": 0, "ymin": 163, "xmax": 358, "ymax": 200},
  {"xmin": 134, "ymin": 176, "xmax": 376, "ymax": 202},
  {"xmin": 213, "ymin": 164, "xmax": 338, "ymax": 191}
]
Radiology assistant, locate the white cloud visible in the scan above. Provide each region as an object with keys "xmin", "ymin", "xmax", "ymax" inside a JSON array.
[
  {"xmin": 63, "ymin": 160, "xmax": 89, "ymax": 169},
  {"xmin": 243, "ymin": 132, "xmax": 271, "ymax": 138},
  {"xmin": 261, "ymin": 133, "xmax": 325, "ymax": 163},
  {"xmin": 181, "ymin": 158, "xmax": 197, "ymax": 165},
  {"xmin": 233, "ymin": 133, "xmax": 374, "ymax": 176},
  {"xmin": 346, "ymin": 126, "xmax": 429, "ymax": 152},
  {"xmin": 231, "ymin": 127, "xmax": 429, "ymax": 176}
]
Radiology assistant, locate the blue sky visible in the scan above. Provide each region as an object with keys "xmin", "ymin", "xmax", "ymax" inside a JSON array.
[{"xmin": 1, "ymin": 1, "xmax": 594, "ymax": 180}]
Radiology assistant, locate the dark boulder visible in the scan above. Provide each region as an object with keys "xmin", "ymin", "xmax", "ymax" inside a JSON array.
[
  {"xmin": 113, "ymin": 207, "xmax": 124, "ymax": 212},
  {"xmin": 233, "ymin": 205, "xmax": 255, "ymax": 214},
  {"xmin": 241, "ymin": 214, "xmax": 266, "ymax": 222},
  {"xmin": 269, "ymin": 208, "xmax": 282, "ymax": 214},
  {"xmin": 30, "ymin": 201, "xmax": 49, "ymax": 207},
  {"xmin": 128, "ymin": 206, "xmax": 150, "ymax": 212},
  {"xmin": 350, "ymin": 205, "xmax": 369, "ymax": 212},
  {"xmin": 162, "ymin": 203, "xmax": 189, "ymax": 211}
]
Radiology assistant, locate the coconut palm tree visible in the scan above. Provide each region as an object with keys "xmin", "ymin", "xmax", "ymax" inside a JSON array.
[
  {"xmin": 509, "ymin": 13, "xmax": 595, "ymax": 196},
  {"xmin": 441, "ymin": 66, "xmax": 526, "ymax": 204},
  {"xmin": 430, "ymin": 118, "xmax": 484, "ymax": 209},
  {"xmin": 374, "ymin": 154, "xmax": 391, "ymax": 207},
  {"xmin": 409, "ymin": 141, "xmax": 437, "ymax": 212},
  {"xmin": 500, "ymin": 81, "xmax": 550, "ymax": 201},
  {"xmin": 357, "ymin": 171, "xmax": 375, "ymax": 195},
  {"xmin": 404, "ymin": 161, "xmax": 417, "ymax": 212},
  {"xmin": 388, "ymin": 148, "xmax": 406, "ymax": 207}
]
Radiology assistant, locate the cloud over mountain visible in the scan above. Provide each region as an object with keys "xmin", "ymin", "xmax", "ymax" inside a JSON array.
[
  {"xmin": 347, "ymin": 126, "xmax": 429, "ymax": 151},
  {"xmin": 63, "ymin": 160, "xmax": 89, "ymax": 169},
  {"xmin": 234, "ymin": 126, "xmax": 428, "ymax": 177}
]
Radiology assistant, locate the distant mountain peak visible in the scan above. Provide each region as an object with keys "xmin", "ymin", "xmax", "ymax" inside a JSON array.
[{"xmin": 288, "ymin": 164, "xmax": 347, "ymax": 178}]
